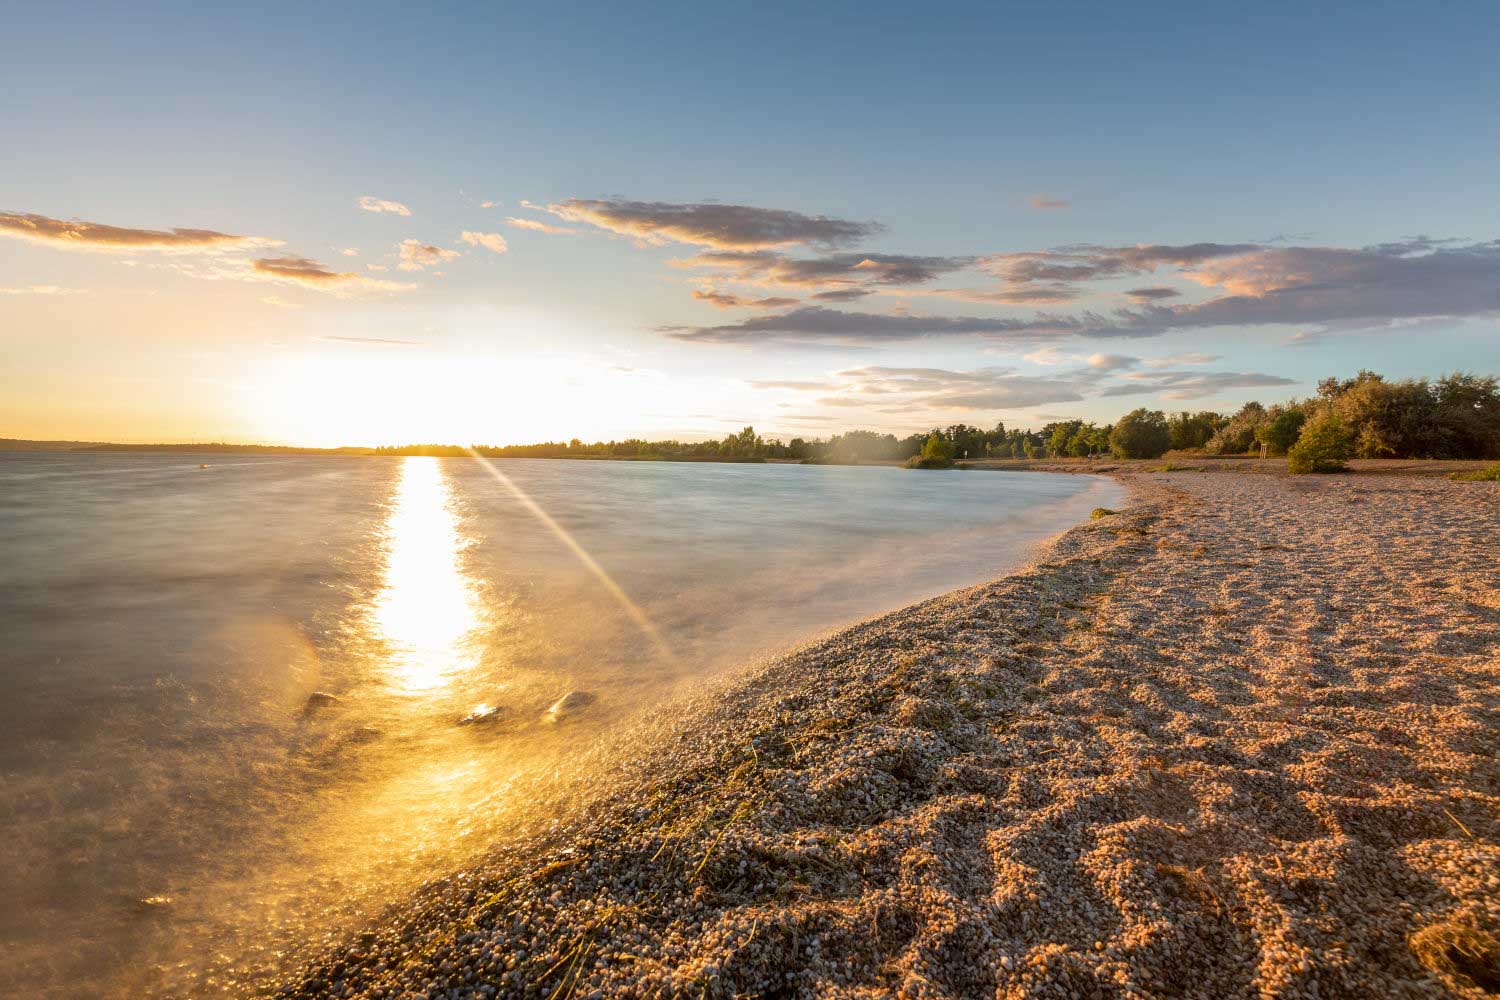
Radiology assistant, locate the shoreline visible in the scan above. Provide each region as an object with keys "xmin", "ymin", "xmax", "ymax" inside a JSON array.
[{"xmin": 273, "ymin": 469, "xmax": 1496, "ymax": 997}]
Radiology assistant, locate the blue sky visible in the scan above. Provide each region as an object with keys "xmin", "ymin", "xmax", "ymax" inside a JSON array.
[{"xmin": 3, "ymin": 0, "xmax": 1497, "ymax": 444}]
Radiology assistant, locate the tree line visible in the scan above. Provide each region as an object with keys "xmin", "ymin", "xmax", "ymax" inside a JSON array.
[{"xmin": 370, "ymin": 370, "xmax": 1498, "ymax": 468}]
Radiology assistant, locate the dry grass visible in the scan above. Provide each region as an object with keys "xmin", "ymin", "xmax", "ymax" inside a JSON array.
[{"xmin": 1410, "ymin": 913, "xmax": 1500, "ymax": 992}]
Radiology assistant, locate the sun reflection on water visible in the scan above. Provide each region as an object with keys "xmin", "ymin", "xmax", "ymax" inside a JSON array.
[{"xmin": 374, "ymin": 457, "xmax": 482, "ymax": 692}]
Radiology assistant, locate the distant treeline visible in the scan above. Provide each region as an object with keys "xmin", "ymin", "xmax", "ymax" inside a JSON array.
[
  {"xmin": 379, "ymin": 370, "xmax": 1499, "ymax": 465},
  {"xmin": 7, "ymin": 371, "xmax": 1495, "ymax": 465}
]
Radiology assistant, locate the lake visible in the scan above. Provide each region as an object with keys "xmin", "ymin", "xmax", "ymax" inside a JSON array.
[{"xmin": 0, "ymin": 452, "xmax": 1121, "ymax": 996}]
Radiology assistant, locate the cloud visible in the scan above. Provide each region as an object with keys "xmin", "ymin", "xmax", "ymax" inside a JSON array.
[
  {"xmin": 319, "ymin": 335, "xmax": 426, "ymax": 347},
  {"xmin": 397, "ymin": 239, "xmax": 461, "ymax": 271},
  {"xmin": 747, "ymin": 379, "xmax": 838, "ymax": 391},
  {"xmin": 980, "ymin": 243, "xmax": 1260, "ymax": 285},
  {"xmin": 545, "ymin": 198, "xmax": 881, "ymax": 250},
  {"xmin": 1029, "ymin": 196, "xmax": 1070, "ymax": 210},
  {"xmin": 663, "ymin": 305, "xmax": 1089, "ymax": 345},
  {"xmin": 1022, "ymin": 346, "xmax": 1079, "ymax": 366},
  {"xmin": 0, "ymin": 284, "xmax": 87, "ymax": 295},
  {"xmin": 480, "ymin": 201, "xmax": 501, "ymax": 209},
  {"xmin": 1086, "ymin": 353, "xmax": 1139, "ymax": 372},
  {"xmin": 906, "ymin": 283, "xmax": 1078, "ymax": 305},
  {"xmin": 340, "ymin": 248, "xmax": 360, "ymax": 257},
  {"xmin": 677, "ymin": 239, "xmax": 1500, "ymax": 346},
  {"xmin": 252, "ymin": 256, "xmax": 414, "ymax": 295},
  {"xmin": 504, "ymin": 217, "xmax": 577, "ymax": 235},
  {"xmin": 1124, "ymin": 285, "xmax": 1179, "ymax": 302},
  {"xmin": 811, "ymin": 288, "xmax": 874, "ymax": 302},
  {"xmin": 0, "ymin": 211, "xmax": 278, "ymax": 254},
  {"xmin": 826, "ymin": 366, "xmax": 1086, "ymax": 411},
  {"xmin": 1143, "ymin": 352, "xmax": 1221, "ymax": 368},
  {"xmin": 358, "ymin": 196, "xmax": 411, "ymax": 216},
  {"xmin": 260, "ymin": 295, "xmax": 301, "ymax": 308},
  {"xmin": 673, "ymin": 250, "xmax": 972, "ymax": 288},
  {"xmin": 1098, "ymin": 370, "xmax": 1297, "ymax": 400},
  {"xmin": 458, "ymin": 231, "xmax": 509, "ymax": 254},
  {"xmin": 693, "ymin": 289, "xmax": 800, "ymax": 310}
]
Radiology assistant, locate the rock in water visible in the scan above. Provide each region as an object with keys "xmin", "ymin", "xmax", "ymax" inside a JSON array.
[
  {"xmin": 458, "ymin": 704, "xmax": 504, "ymax": 726},
  {"xmin": 302, "ymin": 691, "xmax": 341, "ymax": 714},
  {"xmin": 544, "ymin": 691, "xmax": 596, "ymax": 723}
]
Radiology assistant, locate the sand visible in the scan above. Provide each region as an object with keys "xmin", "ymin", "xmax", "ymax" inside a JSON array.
[{"xmin": 278, "ymin": 470, "xmax": 1499, "ymax": 999}]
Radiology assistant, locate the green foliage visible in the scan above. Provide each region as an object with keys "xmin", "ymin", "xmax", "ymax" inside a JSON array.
[
  {"xmin": 1109, "ymin": 408, "xmax": 1171, "ymax": 459},
  {"xmin": 1451, "ymin": 463, "xmax": 1500, "ymax": 481},
  {"xmin": 1205, "ymin": 402, "xmax": 1267, "ymax": 455},
  {"xmin": 1287, "ymin": 413, "xmax": 1353, "ymax": 473},
  {"xmin": 908, "ymin": 432, "xmax": 955, "ymax": 468},
  {"xmin": 1168, "ymin": 410, "xmax": 1225, "ymax": 450},
  {"xmin": 1090, "ymin": 507, "xmax": 1117, "ymax": 519},
  {"xmin": 1255, "ymin": 406, "xmax": 1306, "ymax": 455},
  {"xmin": 1313, "ymin": 370, "xmax": 1500, "ymax": 459}
]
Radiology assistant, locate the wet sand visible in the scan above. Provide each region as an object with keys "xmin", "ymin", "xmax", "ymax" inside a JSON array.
[{"xmin": 280, "ymin": 470, "xmax": 1499, "ymax": 999}]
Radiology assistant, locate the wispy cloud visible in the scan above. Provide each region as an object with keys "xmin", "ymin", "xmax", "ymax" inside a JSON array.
[
  {"xmin": 0, "ymin": 284, "xmax": 88, "ymax": 296},
  {"xmin": 1143, "ymin": 352, "xmax": 1221, "ymax": 368},
  {"xmin": 504, "ymin": 217, "xmax": 576, "ymax": 235},
  {"xmin": 545, "ymin": 198, "xmax": 881, "ymax": 250},
  {"xmin": 252, "ymin": 256, "xmax": 414, "ymax": 295},
  {"xmin": 693, "ymin": 289, "xmax": 800, "ymax": 309},
  {"xmin": 1098, "ymin": 370, "xmax": 1297, "ymax": 399},
  {"xmin": 672, "ymin": 250, "xmax": 972, "ymax": 289},
  {"xmin": 458, "ymin": 231, "xmax": 509, "ymax": 254},
  {"xmin": 1124, "ymin": 285, "xmax": 1179, "ymax": 302},
  {"xmin": 823, "ymin": 366, "xmax": 1086, "ymax": 411},
  {"xmin": 358, "ymin": 196, "xmax": 411, "ymax": 216},
  {"xmin": 663, "ymin": 305, "xmax": 1086, "ymax": 345},
  {"xmin": 1028, "ymin": 195, "xmax": 1070, "ymax": 210},
  {"xmin": 397, "ymin": 239, "xmax": 460, "ymax": 271},
  {"xmin": 318, "ymin": 335, "xmax": 426, "ymax": 346},
  {"xmin": 0, "ymin": 211, "xmax": 278, "ymax": 254}
]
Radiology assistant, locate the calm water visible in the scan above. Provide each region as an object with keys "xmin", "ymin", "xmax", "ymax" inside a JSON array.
[{"xmin": 0, "ymin": 453, "xmax": 1120, "ymax": 996}]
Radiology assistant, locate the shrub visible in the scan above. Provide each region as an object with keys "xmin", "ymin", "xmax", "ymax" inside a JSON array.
[
  {"xmin": 1451, "ymin": 463, "xmax": 1500, "ymax": 482},
  {"xmin": 906, "ymin": 432, "xmax": 955, "ymax": 469},
  {"xmin": 1287, "ymin": 414, "xmax": 1353, "ymax": 473},
  {"xmin": 1204, "ymin": 402, "xmax": 1267, "ymax": 455},
  {"xmin": 1255, "ymin": 406, "xmax": 1306, "ymax": 455},
  {"xmin": 1109, "ymin": 408, "xmax": 1171, "ymax": 459}
]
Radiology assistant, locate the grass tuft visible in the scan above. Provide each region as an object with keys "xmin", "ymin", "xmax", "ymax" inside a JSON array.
[
  {"xmin": 1410, "ymin": 913, "xmax": 1500, "ymax": 992},
  {"xmin": 1090, "ymin": 507, "xmax": 1117, "ymax": 519}
]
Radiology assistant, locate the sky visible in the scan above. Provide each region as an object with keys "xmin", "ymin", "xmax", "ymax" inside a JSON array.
[{"xmin": 3, "ymin": 0, "xmax": 1498, "ymax": 446}]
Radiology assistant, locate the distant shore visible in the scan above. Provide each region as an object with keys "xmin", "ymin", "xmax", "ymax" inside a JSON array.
[
  {"xmin": 4, "ymin": 439, "xmax": 1495, "ymax": 481},
  {"xmin": 271, "ymin": 467, "xmax": 1498, "ymax": 998}
]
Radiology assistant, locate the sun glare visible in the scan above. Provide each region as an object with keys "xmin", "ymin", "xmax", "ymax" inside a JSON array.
[{"xmin": 373, "ymin": 457, "xmax": 482, "ymax": 692}]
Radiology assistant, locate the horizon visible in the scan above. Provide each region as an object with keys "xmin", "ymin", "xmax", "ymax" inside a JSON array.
[{"xmin": 5, "ymin": 2, "xmax": 1500, "ymax": 447}]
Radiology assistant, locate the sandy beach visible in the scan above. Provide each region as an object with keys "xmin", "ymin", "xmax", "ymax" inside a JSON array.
[{"xmin": 279, "ymin": 469, "xmax": 1499, "ymax": 999}]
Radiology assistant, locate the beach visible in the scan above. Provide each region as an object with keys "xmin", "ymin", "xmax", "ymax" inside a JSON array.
[{"xmin": 279, "ymin": 468, "xmax": 1499, "ymax": 999}]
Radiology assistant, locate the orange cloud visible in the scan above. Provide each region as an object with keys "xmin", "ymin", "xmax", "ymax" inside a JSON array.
[
  {"xmin": 0, "ymin": 211, "xmax": 278, "ymax": 254},
  {"xmin": 504, "ymin": 217, "xmax": 577, "ymax": 235},
  {"xmin": 252, "ymin": 256, "xmax": 414, "ymax": 295},
  {"xmin": 458, "ymin": 231, "xmax": 509, "ymax": 254},
  {"xmin": 397, "ymin": 239, "xmax": 461, "ymax": 271}
]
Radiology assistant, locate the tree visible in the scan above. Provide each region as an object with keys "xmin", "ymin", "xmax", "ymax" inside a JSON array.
[
  {"xmin": 1109, "ymin": 409, "xmax": 1171, "ymax": 459},
  {"xmin": 1168, "ymin": 410, "xmax": 1224, "ymax": 450},
  {"xmin": 1255, "ymin": 406, "xmax": 1306, "ymax": 455},
  {"xmin": 1205, "ymin": 402, "xmax": 1267, "ymax": 455},
  {"xmin": 1288, "ymin": 413, "xmax": 1353, "ymax": 473}
]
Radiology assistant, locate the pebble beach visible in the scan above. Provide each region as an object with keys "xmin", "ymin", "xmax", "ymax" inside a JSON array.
[{"xmin": 279, "ymin": 469, "xmax": 1500, "ymax": 999}]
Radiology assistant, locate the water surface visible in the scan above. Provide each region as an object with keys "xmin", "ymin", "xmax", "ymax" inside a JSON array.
[{"xmin": 0, "ymin": 453, "xmax": 1120, "ymax": 995}]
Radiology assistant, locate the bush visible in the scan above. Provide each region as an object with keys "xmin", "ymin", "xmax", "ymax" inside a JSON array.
[
  {"xmin": 1204, "ymin": 401, "xmax": 1267, "ymax": 455},
  {"xmin": 1109, "ymin": 408, "xmax": 1171, "ymax": 459},
  {"xmin": 1256, "ymin": 406, "xmax": 1306, "ymax": 455},
  {"xmin": 1451, "ymin": 463, "xmax": 1500, "ymax": 482},
  {"xmin": 1288, "ymin": 414, "xmax": 1353, "ymax": 473},
  {"xmin": 906, "ymin": 432, "xmax": 955, "ymax": 469}
]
